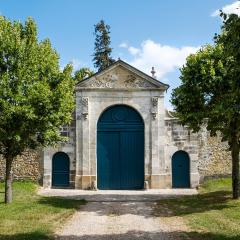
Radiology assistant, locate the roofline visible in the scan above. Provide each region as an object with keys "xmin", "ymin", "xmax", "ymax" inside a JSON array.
[{"xmin": 76, "ymin": 59, "xmax": 169, "ymax": 90}]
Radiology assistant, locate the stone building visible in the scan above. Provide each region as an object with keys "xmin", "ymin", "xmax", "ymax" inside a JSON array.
[{"xmin": 38, "ymin": 60, "xmax": 231, "ymax": 189}]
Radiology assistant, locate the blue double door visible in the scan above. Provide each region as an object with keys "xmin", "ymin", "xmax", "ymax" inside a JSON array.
[{"xmin": 97, "ymin": 105, "xmax": 144, "ymax": 190}]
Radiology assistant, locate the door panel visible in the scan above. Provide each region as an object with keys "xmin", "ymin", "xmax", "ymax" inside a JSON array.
[
  {"xmin": 172, "ymin": 151, "xmax": 190, "ymax": 188},
  {"xmin": 120, "ymin": 131, "xmax": 144, "ymax": 189},
  {"xmin": 97, "ymin": 131, "xmax": 120, "ymax": 189},
  {"xmin": 52, "ymin": 152, "xmax": 70, "ymax": 187}
]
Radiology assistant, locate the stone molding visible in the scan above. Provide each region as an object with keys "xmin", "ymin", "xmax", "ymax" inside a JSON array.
[
  {"xmin": 151, "ymin": 97, "xmax": 158, "ymax": 120},
  {"xmin": 76, "ymin": 97, "xmax": 89, "ymax": 120}
]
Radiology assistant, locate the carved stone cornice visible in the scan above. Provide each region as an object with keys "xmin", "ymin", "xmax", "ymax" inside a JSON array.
[
  {"xmin": 87, "ymin": 73, "xmax": 156, "ymax": 89},
  {"xmin": 124, "ymin": 75, "xmax": 154, "ymax": 88}
]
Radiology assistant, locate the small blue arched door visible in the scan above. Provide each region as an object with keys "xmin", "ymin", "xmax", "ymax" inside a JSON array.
[
  {"xmin": 97, "ymin": 105, "xmax": 144, "ymax": 190},
  {"xmin": 52, "ymin": 152, "xmax": 70, "ymax": 187},
  {"xmin": 172, "ymin": 151, "xmax": 190, "ymax": 188}
]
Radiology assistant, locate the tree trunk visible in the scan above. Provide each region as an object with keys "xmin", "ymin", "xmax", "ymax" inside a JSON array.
[
  {"xmin": 5, "ymin": 155, "xmax": 14, "ymax": 204},
  {"xmin": 231, "ymin": 135, "xmax": 240, "ymax": 199}
]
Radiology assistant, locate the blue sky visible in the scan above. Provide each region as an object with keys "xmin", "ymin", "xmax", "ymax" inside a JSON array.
[{"xmin": 1, "ymin": 0, "xmax": 239, "ymax": 108}]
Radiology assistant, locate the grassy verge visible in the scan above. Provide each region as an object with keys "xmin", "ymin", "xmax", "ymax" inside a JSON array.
[
  {"xmin": 0, "ymin": 181, "xmax": 86, "ymax": 240},
  {"xmin": 156, "ymin": 178, "xmax": 240, "ymax": 240}
]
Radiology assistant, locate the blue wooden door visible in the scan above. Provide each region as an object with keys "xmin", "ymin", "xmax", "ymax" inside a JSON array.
[
  {"xmin": 172, "ymin": 151, "xmax": 190, "ymax": 188},
  {"xmin": 97, "ymin": 105, "xmax": 144, "ymax": 190},
  {"xmin": 52, "ymin": 152, "xmax": 70, "ymax": 187}
]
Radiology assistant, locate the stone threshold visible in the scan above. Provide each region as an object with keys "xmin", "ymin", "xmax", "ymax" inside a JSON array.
[{"xmin": 38, "ymin": 188, "xmax": 198, "ymax": 202}]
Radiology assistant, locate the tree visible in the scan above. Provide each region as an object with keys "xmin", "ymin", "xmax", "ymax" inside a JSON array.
[
  {"xmin": 171, "ymin": 13, "xmax": 240, "ymax": 199},
  {"xmin": 74, "ymin": 67, "xmax": 94, "ymax": 82},
  {"xmin": 92, "ymin": 20, "xmax": 115, "ymax": 71},
  {"xmin": 0, "ymin": 17, "xmax": 75, "ymax": 203}
]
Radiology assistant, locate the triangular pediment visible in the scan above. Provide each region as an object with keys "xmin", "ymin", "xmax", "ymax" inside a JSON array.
[{"xmin": 76, "ymin": 60, "xmax": 169, "ymax": 90}]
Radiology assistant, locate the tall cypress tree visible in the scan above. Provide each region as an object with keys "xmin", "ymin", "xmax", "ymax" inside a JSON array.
[{"xmin": 93, "ymin": 20, "xmax": 115, "ymax": 71}]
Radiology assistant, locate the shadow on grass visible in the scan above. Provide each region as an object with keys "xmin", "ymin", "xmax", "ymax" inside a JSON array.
[
  {"xmin": 155, "ymin": 190, "xmax": 234, "ymax": 217},
  {"xmin": 38, "ymin": 196, "xmax": 86, "ymax": 209},
  {"xmin": 0, "ymin": 231, "xmax": 52, "ymax": 240},
  {"xmin": 184, "ymin": 231, "xmax": 240, "ymax": 240},
  {"xmin": 0, "ymin": 195, "xmax": 86, "ymax": 207},
  {"xmin": 1, "ymin": 230, "xmax": 240, "ymax": 240}
]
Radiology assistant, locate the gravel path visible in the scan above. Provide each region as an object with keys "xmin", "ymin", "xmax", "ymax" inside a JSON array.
[
  {"xmin": 48, "ymin": 190, "xmax": 197, "ymax": 240},
  {"xmin": 56, "ymin": 201, "xmax": 176, "ymax": 240}
]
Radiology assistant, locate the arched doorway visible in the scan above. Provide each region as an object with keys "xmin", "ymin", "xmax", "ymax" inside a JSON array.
[
  {"xmin": 172, "ymin": 151, "xmax": 190, "ymax": 188},
  {"xmin": 97, "ymin": 105, "xmax": 144, "ymax": 190},
  {"xmin": 52, "ymin": 152, "xmax": 70, "ymax": 187}
]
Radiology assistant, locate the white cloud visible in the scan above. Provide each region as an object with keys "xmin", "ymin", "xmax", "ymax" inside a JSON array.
[
  {"xmin": 119, "ymin": 42, "xmax": 128, "ymax": 48},
  {"xmin": 70, "ymin": 58, "xmax": 82, "ymax": 71},
  {"xmin": 128, "ymin": 46, "xmax": 140, "ymax": 55},
  {"xmin": 119, "ymin": 42, "xmax": 140, "ymax": 55},
  {"xmin": 125, "ymin": 40, "xmax": 199, "ymax": 80},
  {"xmin": 211, "ymin": 1, "xmax": 240, "ymax": 17}
]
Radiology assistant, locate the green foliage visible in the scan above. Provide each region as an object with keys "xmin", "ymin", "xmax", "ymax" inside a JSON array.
[
  {"xmin": 171, "ymin": 13, "xmax": 240, "ymax": 198},
  {"xmin": 171, "ymin": 14, "xmax": 240, "ymax": 148},
  {"xmin": 92, "ymin": 20, "xmax": 115, "ymax": 71},
  {"xmin": 74, "ymin": 67, "xmax": 94, "ymax": 82},
  {"xmin": 0, "ymin": 17, "xmax": 75, "ymax": 158}
]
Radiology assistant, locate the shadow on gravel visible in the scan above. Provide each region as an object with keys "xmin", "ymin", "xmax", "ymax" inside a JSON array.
[
  {"xmin": 0, "ymin": 230, "xmax": 234, "ymax": 240},
  {"xmin": 38, "ymin": 191, "xmax": 232, "ymax": 218},
  {"xmin": 54, "ymin": 231, "xmax": 240, "ymax": 240}
]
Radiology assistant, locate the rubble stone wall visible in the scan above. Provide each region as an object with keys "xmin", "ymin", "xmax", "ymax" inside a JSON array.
[
  {"xmin": 198, "ymin": 133, "xmax": 232, "ymax": 181},
  {"xmin": 0, "ymin": 150, "xmax": 42, "ymax": 182}
]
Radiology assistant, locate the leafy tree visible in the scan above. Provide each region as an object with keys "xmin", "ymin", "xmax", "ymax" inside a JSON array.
[
  {"xmin": 92, "ymin": 20, "xmax": 115, "ymax": 71},
  {"xmin": 171, "ymin": 13, "xmax": 240, "ymax": 199},
  {"xmin": 0, "ymin": 17, "xmax": 75, "ymax": 203},
  {"xmin": 74, "ymin": 67, "xmax": 94, "ymax": 82}
]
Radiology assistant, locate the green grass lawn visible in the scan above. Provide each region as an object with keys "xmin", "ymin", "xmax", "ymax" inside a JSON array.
[
  {"xmin": 0, "ymin": 181, "xmax": 85, "ymax": 240},
  {"xmin": 157, "ymin": 178, "xmax": 240, "ymax": 240}
]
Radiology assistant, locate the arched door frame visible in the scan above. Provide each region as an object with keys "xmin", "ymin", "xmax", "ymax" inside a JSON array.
[
  {"xmin": 52, "ymin": 151, "xmax": 70, "ymax": 188},
  {"xmin": 96, "ymin": 104, "xmax": 145, "ymax": 190},
  {"xmin": 97, "ymin": 104, "xmax": 145, "ymax": 124},
  {"xmin": 171, "ymin": 150, "xmax": 190, "ymax": 188}
]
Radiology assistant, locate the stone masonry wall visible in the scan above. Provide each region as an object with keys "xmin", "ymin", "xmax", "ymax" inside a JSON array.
[
  {"xmin": 0, "ymin": 119, "xmax": 232, "ymax": 184},
  {"xmin": 165, "ymin": 118, "xmax": 200, "ymax": 187},
  {"xmin": 43, "ymin": 117, "xmax": 76, "ymax": 188},
  {"xmin": 0, "ymin": 150, "xmax": 42, "ymax": 182},
  {"xmin": 165, "ymin": 116, "xmax": 232, "ymax": 181},
  {"xmin": 198, "ymin": 132, "xmax": 232, "ymax": 180}
]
